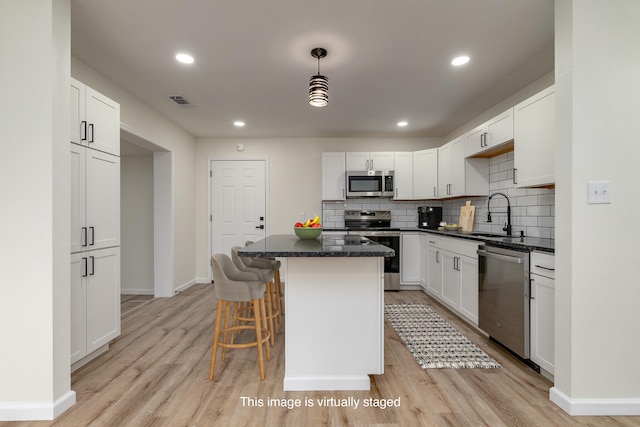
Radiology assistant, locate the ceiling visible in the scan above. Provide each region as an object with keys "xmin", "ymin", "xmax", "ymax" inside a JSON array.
[{"xmin": 71, "ymin": 0, "xmax": 554, "ymax": 139}]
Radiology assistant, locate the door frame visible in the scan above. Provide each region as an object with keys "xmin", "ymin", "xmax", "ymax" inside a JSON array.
[
  {"xmin": 208, "ymin": 157, "xmax": 270, "ymax": 282},
  {"xmin": 121, "ymin": 126, "xmax": 174, "ymax": 298}
]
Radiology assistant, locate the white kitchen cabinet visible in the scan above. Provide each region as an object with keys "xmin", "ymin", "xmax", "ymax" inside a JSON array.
[
  {"xmin": 413, "ymin": 148, "xmax": 438, "ymax": 199},
  {"xmin": 346, "ymin": 152, "xmax": 394, "ymax": 171},
  {"xmin": 514, "ymin": 85, "xmax": 555, "ymax": 188},
  {"xmin": 422, "ymin": 235, "xmax": 480, "ymax": 325},
  {"xmin": 393, "ymin": 152, "xmax": 413, "ymax": 199},
  {"xmin": 321, "ymin": 152, "xmax": 346, "ymax": 200},
  {"xmin": 71, "ymin": 77, "xmax": 120, "ymax": 156},
  {"xmin": 424, "ymin": 237, "xmax": 443, "ymax": 297},
  {"xmin": 465, "ymin": 108, "xmax": 514, "ymax": 158},
  {"xmin": 438, "ymin": 137, "xmax": 489, "ymax": 199},
  {"xmin": 401, "ymin": 233, "xmax": 421, "ymax": 284},
  {"xmin": 71, "ymin": 247, "xmax": 121, "ymax": 365},
  {"xmin": 437, "ymin": 139, "xmax": 453, "ymax": 197},
  {"xmin": 530, "ymin": 251, "xmax": 555, "ymax": 376},
  {"xmin": 71, "ymin": 143, "xmax": 121, "ymax": 253}
]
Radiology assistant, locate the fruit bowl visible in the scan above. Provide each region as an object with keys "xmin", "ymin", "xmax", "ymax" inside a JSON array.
[
  {"xmin": 444, "ymin": 224, "xmax": 460, "ymax": 231},
  {"xmin": 294, "ymin": 226, "xmax": 322, "ymax": 240}
]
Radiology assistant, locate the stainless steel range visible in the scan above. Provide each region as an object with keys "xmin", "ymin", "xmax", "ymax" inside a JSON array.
[{"xmin": 344, "ymin": 210, "xmax": 400, "ymax": 291}]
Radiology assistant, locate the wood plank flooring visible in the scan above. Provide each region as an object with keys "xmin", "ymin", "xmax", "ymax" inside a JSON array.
[{"xmin": 4, "ymin": 284, "xmax": 639, "ymax": 426}]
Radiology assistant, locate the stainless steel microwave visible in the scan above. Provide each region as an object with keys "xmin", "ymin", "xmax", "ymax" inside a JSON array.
[{"xmin": 346, "ymin": 170, "xmax": 394, "ymax": 198}]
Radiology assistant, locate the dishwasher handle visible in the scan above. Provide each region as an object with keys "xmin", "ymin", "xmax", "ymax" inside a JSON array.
[{"xmin": 477, "ymin": 249, "xmax": 524, "ymax": 264}]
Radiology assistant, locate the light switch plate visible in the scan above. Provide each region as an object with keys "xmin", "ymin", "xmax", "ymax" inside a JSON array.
[{"xmin": 587, "ymin": 181, "xmax": 611, "ymax": 204}]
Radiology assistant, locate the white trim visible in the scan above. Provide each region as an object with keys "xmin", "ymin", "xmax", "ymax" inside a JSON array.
[
  {"xmin": 0, "ymin": 390, "xmax": 76, "ymax": 421},
  {"xmin": 550, "ymin": 387, "xmax": 640, "ymax": 416},
  {"xmin": 174, "ymin": 278, "xmax": 198, "ymax": 294},
  {"xmin": 120, "ymin": 288, "xmax": 154, "ymax": 295}
]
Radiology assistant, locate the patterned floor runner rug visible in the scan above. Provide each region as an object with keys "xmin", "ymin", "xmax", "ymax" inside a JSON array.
[{"xmin": 385, "ymin": 303, "xmax": 501, "ymax": 369}]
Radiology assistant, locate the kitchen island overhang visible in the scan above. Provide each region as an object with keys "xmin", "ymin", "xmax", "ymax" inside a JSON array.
[{"xmin": 238, "ymin": 234, "xmax": 394, "ymax": 391}]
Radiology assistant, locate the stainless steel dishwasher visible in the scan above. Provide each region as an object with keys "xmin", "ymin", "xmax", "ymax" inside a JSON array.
[{"xmin": 477, "ymin": 245, "xmax": 530, "ymax": 359}]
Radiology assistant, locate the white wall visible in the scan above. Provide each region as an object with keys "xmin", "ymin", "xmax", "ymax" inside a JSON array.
[
  {"xmin": 121, "ymin": 152, "xmax": 154, "ymax": 294},
  {"xmin": 194, "ymin": 137, "xmax": 440, "ymax": 279},
  {"xmin": 71, "ymin": 58, "xmax": 198, "ymax": 292},
  {"xmin": 552, "ymin": 0, "xmax": 640, "ymax": 415},
  {"xmin": 0, "ymin": 0, "xmax": 75, "ymax": 419}
]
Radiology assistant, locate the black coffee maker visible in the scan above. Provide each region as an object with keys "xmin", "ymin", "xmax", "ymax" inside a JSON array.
[{"xmin": 417, "ymin": 206, "xmax": 442, "ymax": 229}]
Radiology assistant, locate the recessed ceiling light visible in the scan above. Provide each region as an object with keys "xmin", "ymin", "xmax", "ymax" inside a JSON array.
[
  {"xmin": 175, "ymin": 53, "xmax": 194, "ymax": 64},
  {"xmin": 451, "ymin": 56, "xmax": 470, "ymax": 66},
  {"xmin": 397, "ymin": 121, "xmax": 408, "ymax": 127},
  {"xmin": 233, "ymin": 121, "xmax": 245, "ymax": 127}
]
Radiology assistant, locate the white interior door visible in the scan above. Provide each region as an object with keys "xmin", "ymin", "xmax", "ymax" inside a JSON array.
[{"xmin": 211, "ymin": 160, "xmax": 267, "ymax": 259}]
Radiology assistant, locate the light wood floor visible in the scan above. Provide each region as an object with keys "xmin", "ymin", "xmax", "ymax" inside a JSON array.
[{"xmin": 5, "ymin": 284, "xmax": 639, "ymax": 427}]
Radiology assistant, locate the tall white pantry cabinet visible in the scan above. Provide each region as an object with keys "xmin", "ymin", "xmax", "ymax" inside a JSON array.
[{"xmin": 70, "ymin": 78, "xmax": 121, "ymax": 369}]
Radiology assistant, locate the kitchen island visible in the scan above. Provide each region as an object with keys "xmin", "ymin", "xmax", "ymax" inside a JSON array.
[{"xmin": 238, "ymin": 234, "xmax": 394, "ymax": 391}]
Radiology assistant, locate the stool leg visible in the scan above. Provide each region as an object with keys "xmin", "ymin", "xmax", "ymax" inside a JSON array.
[
  {"xmin": 209, "ymin": 299, "xmax": 224, "ymax": 380},
  {"xmin": 221, "ymin": 300, "xmax": 232, "ymax": 360},
  {"xmin": 260, "ymin": 295, "xmax": 271, "ymax": 362},
  {"xmin": 264, "ymin": 281, "xmax": 276, "ymax": 346},
  {"xmin": 274, "ymin": 269, "xmax": 283, "ymax": 323},
  {"xmin": 252, "ymin": 297, "xmax": 266, "ymax": 380}
]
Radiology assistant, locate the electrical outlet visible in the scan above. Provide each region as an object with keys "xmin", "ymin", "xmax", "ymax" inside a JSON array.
[
  {"xmin": 299, "ymin": 212, "xmax": 305, "ymax": 220},
  {"xmin": 587, "ymin": 181, "xmax": 611, "ymax": 204}
]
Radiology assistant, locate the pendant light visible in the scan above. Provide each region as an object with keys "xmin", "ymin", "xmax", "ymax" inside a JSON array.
[{"xmin": 309, "ymin": 48, "xmax": 328, "ymax": 107}]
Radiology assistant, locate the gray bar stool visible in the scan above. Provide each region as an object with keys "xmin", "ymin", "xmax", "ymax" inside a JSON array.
[
  {"xmin": 244, "ymin": 241, "xmax": 284, "ymax": 327},
  {"xmin": 209, "ymin": 254, "xmax": 270, "ymax": 381},
  {"xmin": 231, "ymin": 247, "xmax": 280, "ymax": 347}
]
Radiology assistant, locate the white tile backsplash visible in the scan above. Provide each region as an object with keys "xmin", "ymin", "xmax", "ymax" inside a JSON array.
[{"xmin": 323, "ymin": 152, "xmax": 554, "ymax": 238}]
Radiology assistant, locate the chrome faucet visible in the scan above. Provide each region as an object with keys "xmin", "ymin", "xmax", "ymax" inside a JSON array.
[{"xmin": 487, "ymin": 192, "xmax": 512, "ymax": 236}]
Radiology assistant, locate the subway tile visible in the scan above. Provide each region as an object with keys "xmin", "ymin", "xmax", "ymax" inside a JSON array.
[{"xmin": 527, "ymin": 205, "xmax": 551, "ymax": 216}]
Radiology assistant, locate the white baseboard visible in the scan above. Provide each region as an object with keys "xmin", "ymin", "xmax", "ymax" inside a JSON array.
[
  {"xmin": 550, "ymin": 387, "xmax": 640, "ymax": 415},
  {"xmin": 121, "ymin": 288, "xmax": 154, "ymax": 295},
  {"xmin": 174, "ymin": 278, "xmax": 198, "ymax": 294},
  {"xmin": 0, "ymin": 390, "xmax": 76, "ymax": 421}
]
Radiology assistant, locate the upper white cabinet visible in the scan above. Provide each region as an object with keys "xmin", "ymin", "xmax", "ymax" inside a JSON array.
[
  {"xmin": 438, "ymin": 137, "xmax": 488, "ymax": 199},
  {"xmin": 413, "ymin": 148, "xmax": 438, "ymax": 199},
  {"xmin": 321, "ymin": 152, "xmax": 346, "ymax": 200},
  {"xmin": 393, "ymin": 152, "xmax": 413, "ymax": 199},
  {"xmin": 514, "ymin": 85, "xmax": 555, "ymax": 187},
  {"xmin": 465, "ymin": 108, "xmax": 514, "ymax": 158},
  {"xmin": 346, "ymin": 152, "xmax": 394, "ymax": 171},
  {"xmin": 70, "ymin": 144, "xmax": 121, "ymax": 253},
  {"xmin": 71, "ymin": 77, "xmax": 120, "ymax": 156}
]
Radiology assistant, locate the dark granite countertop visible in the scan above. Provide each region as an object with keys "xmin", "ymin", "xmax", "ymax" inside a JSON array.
[
  {"xmin": 401, "ymin": 227, "xmax": 555, "ymax": 253},
  {"xmin": 238, "ymin": 234, "xmax": 395, "ymax": 258}
]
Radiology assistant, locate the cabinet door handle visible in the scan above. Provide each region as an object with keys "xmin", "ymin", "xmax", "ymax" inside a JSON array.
[
  {"xmin": 395, "ymin": 188, "xmax": 398, "ymax": 198},
  {"xmin": 513, "ymin": 168, "xmax": 518, "ymax": 185},
  {"xmin": 89, "ymin": 226, "xmax": 95, "ymax": 246},
  {"xmin": 88, "ymin": 123, "xmax": 94, "ymax": 143},
  {"xmin": 81, "ymin": 120, "xmax": 87, "ymax": 141},
  {"xmin": 370, "ymin": 159, "xmax": 373, "ymax": 170},
  {"xmin": 433, "ymin": 186, "xmax": 436, "ymax": 197},
  {"xmin": 480, "ymin": 133, "xmax": 485, "ymax": 148},
  {"xmin": 89, "ymin": 256, "xmax": 95, "ymax": 276},
  {"xmin": 82, "ymin": 257, "xmax": 88, "ymax": 277},
  {"xmin": 81, "ymin": 227, "xmax": 87, "ymax": 247},
  {"xmin": 534, "ymin": 264, "xmax": 555, "ymax": 271}
]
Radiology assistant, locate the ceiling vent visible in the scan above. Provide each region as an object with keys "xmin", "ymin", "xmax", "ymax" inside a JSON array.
[{"xmin": 166, "ymin": 95, "xmax": 192, "ymax": 107}]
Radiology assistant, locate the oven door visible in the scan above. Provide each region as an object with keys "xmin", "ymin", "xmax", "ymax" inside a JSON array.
[{"xmin": 351, "ymin": 231, "xmax": 400, "ymax": 290}]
